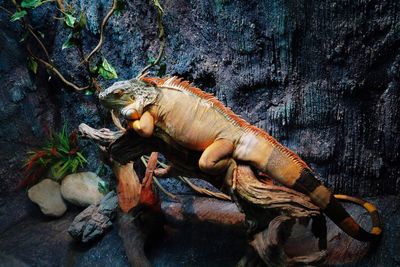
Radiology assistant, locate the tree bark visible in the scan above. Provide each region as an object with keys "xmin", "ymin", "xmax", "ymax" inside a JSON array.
[{"xmin": 79, "ymin": 123, "xmax": 329, "ymax": 266}]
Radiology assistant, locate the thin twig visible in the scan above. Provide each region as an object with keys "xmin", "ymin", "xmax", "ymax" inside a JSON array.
[
  {"xmin": 140, "ymin": 156, "xmax": 177, "ymax": 200},
  {"xmin": 147, "ymin": 156, "xmax": 231, "ymax": 201},
  {"xmin": 1, "ymin": 4, "xmax": 51, "ymax": 61},
  {"xmin": 27, "ymin": 46, "xmax": 90, "ymax": 91},
  {"xmin": 138, "ymin": 0, "xmax": 165, "ymax": 77},
  {"xmin": 83, "ymin": 0, "xmax": 117, "ymax": 63},
  {"xmin": 26, "ymin": 26, "xmax": 50, "ymax": 60},
  {"xmin": 4, "ymin": 0, "xmax": 93, "ymax": 91},
  {"xmin": 55, "ymin": 0, "xmax": 64, "ymax": 11},
  {"xmin": 0, "ymin": 5, "xmax": 12, "ymax": 15},
  {"xmin": 179, "ymin": 176, "xmax": 231, "ymax": 201}
]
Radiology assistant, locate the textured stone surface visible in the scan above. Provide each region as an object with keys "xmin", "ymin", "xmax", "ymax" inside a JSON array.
[
  {"xmin": 27, "ymin": 179, "xmax": 67, "ymax": 217},
  {"xmin": 61, "ymin": 172, "xmax": 105, "ymax": 207},
  {"xmin": 68, "ymin": 191, "xmax": 118, "ymax": 242}
]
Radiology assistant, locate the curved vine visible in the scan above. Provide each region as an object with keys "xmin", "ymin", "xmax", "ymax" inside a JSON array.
[{"xmin": 138, "ymin": 0, "xmax": 166, "ymax": 77}]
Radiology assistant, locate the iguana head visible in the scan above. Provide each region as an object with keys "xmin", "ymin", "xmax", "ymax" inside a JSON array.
[{"xmin": 99, "ymin": 78, "xmax": 159, "ymax": 120}]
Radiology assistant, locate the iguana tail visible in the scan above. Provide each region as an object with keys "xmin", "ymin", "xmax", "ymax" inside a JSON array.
[
  {"xmin": 334, "ymin": 194, "xmax": 382, "ymax": 240},
  {"xmin": 291, "ymin": 168, "xmax": 382, "ymax": 242},
  {"xmin": 279, "ymin": 168, "xmax": 382, "ymax": 242},
  {"xmin": 255, "ymin": 134, "xmax": 382, "ymax": 242}
]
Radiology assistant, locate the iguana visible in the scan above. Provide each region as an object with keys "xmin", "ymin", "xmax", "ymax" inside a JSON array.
[{"xmin": 99, "ymin": 76, "xmax": 382, "ymax": 242}]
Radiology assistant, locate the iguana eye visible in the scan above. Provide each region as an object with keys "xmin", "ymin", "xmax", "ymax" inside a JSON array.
[{"xmin": 113, "ymin": 89, "xmax": 124, "ymax": 96}]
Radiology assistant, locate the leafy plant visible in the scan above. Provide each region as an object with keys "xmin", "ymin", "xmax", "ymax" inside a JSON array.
[
  {"xmin": 4, "ymin": 0, "xmax": 163, "ymax": 92},
  {"xmin": 21, "ymin": 0, "xmax": 48, "ymax": 9},
  {"xmin": 98, "ymin": 180, "xmax": 110, "ymax": 195},
  {"xmin": 10, "ymin": 10, "xmax": 27, "ymax": 22},
  {"xmin": 91, "ymin": 57, "xmax": 118, "ymax": 79},
  {"xmin": 64, "ymin": 13, "xmax": 76, "ymax": 28},
  {"xmin": 114, "ymin": 0, "xmax": 125, "ymax": 16},
  {"xmin": 28, "ymin": 56, "xmax": 38, "ymax": 74},
  {"xmin": 157, "ymin": 62, "xmax": 167, "ymax": 77},
  {"xmin": 18, "ymin": 125, "xmax": 87, "ymax": 188},
  {"xmin": 61, "ymin": 11, "xmax": 87, "ymax": 50},
  {"xmin": 62, "ymin": 32, "xmax": 79, "ymax": 50}
]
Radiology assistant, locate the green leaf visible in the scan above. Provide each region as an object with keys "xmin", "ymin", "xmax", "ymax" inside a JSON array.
[
  {"xmin": 22, "ymin": 123, "xmax": 87, "ymax": 186},
  {"xmin": 70, "ymin": 158, "xmax": 79, "ymax": 173},
  {"xmin": 28, "ymin": 56, "xmax": 38, "ymax": 74},
  {"xmin": 84, "ymin": 89, "xmax": 94, "ymax": 96},
  {"xmin": 76, "ymin": 152, "xmax": 87, "ymax": 163},
  {"xmin": 19, "ymin": 31, "xmax": 29, "ymax": 42},
  {"xmin": 38, "ymin": 31, "xmax": 45, "ymax": 39},
  {"xmin": 98, "ymin": 58, "xmax": 118, "ymax": 80},
  {"xmin": 147, "ymin": 56, "xmax": 156, "ymax": 65},
  {"xmin": 64, "ymin": 13, "xmax": 77, "ymax": 28},
  {"xmin": 50, "ymin": 160, "xmax": 68, "ymax": 180},
  {"xmin": 157, "ymin": 62, "xmax": 167, "ymax": 77},
  {"xmin": 98, "ymin": 180, "xmax": 109, "ymax": 195},
  {"xmin": 21, "ymin": 0, "xmax": 44, "ymax": 9},
  {"xmin": 152, "ymin": 0, "xmax": 164, "ymax": 14},
  {"xmin": 78, "ymin": 12, "xmax": 87, "ymax": 29},
  {"xmin": 10, "ymin": 10, "xmax": 27, "ymax": 22},
  {"xmin": 62, "ymin": 33, "xmax": 75, "ymax": 50},
  {"xmin": 115, "ymin": 0, "xmax": 125, "ymax": 16}
]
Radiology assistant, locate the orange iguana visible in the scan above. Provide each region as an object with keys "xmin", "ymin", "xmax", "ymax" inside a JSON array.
[{"xmin": 99, "ymin": 76, "xmax": 382, "ymax": 242}]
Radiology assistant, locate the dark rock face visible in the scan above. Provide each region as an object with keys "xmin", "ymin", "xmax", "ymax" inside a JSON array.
[{"xmin": 0, "ymin": 0, "xmax": 399, "ymax": 196}]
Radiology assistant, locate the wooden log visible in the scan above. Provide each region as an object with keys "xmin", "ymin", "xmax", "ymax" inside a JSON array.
[
  {"xmin": 117, "ymin": 213, "xmax": 152, "ymax": 267},
  {"xmin": 112, "ymin": 162, "xmax": 141, "ymax": 213},
  {"xmin": 79, "ymin": 123, "xmax": 329, "ymax": 266},
  {"xmin": 78, "ymin": 124, "xmax": 141, "ymax": 213}
]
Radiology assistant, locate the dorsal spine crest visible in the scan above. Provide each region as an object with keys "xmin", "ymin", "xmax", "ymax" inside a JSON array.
[{"xmin": 141, "ymin": 76, "xmax": 309, "ymax": 169}]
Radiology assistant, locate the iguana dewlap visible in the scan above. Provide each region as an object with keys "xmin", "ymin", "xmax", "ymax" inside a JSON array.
[{"xmin": 99, "ymin": 76, "xmax": 382, "ymax": 242}]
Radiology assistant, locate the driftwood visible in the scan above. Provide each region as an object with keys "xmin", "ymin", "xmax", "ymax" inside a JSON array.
[{"xmin": 79, "ymin": 123, "xmax": 328, "ymax": 266}]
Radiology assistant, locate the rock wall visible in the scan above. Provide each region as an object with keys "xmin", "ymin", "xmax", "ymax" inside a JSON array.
[{"xmin": 0, "ymin": 0, "xmax": 399, "ymax": 196}]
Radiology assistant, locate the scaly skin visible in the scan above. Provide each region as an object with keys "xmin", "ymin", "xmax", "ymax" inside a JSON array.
[{"xmin": 99, "ymin": 76, "xmax": 382, "ymax": 242}]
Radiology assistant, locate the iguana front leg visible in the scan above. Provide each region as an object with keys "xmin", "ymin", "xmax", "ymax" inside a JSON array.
[
  {"xmin": 127, "ymin": 111, "xmax": 155, "ymax": 137},
  {"xmin": 198, "ymin": 139, "xmax": 237, "ymax": 188}
]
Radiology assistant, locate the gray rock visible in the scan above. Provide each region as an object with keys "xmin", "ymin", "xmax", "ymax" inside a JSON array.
[
  {"xmin": 68, "ymin": 191, "xmax": 118, "ymax": 243},
  {"xmin": 61, "ymin": 172, "xmax": 105, "ymax": 207},
  {"xmin": 27, "ymin": 179, "xmax": 67, "ymax": 217}
]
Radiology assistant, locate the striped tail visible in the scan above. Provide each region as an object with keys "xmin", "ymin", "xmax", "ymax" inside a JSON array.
[
  {"xmin": 291, "ymin": 168, "xmax": 382, "ymax": 242},
  {"xmin": 333, "ymin": 194, "xmax": 382, "ymax": 241},
  {"xmin": 258, "ymin": 140, "xmax": 382, "ymax": 242}
]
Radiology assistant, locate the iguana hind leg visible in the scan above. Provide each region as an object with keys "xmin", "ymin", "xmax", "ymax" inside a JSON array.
[{"xmin": 198, "ymin": 139, "xmax": 237, "ymax": 188}]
